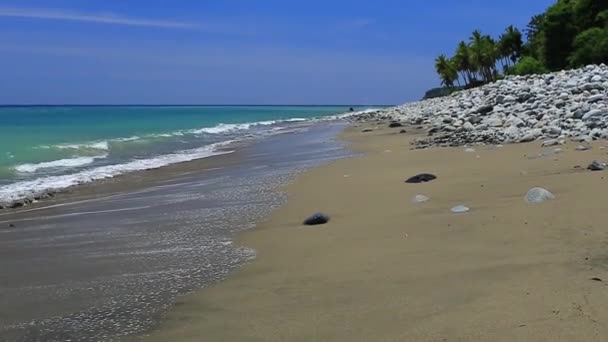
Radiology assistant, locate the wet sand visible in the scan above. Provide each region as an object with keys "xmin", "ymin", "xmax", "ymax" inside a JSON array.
[
  {"xmin": 0, "ymin": 123, "xmax": 352, "ymax": 341},
  {"xmin": 146, "ymin": 123, "xmax": 608, "ymax": 341}
]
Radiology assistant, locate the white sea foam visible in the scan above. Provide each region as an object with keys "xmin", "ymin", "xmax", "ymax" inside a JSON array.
[
  {"xmin": 189, "ymin": 118, "xmax": 309, "ymax": 135},
  {"xmin": 0, "ymin": 142, "xmax": 234, "ymax": 205},
  {"xmin": 15, "ymin": 155, "xmax": 108, "ymax": 173},
  {"xmin": 37, "ymin": 117, "xmax": 314, "ymax": 152},
  {"xmin": 56, "ymin": 141, "xmax": 110, "ymax": 151}
]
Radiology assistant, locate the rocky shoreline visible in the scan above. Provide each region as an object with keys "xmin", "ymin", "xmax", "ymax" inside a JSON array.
[{"xmin": 352, "ymin": 64, "xmax": 608, "ymax": 149}]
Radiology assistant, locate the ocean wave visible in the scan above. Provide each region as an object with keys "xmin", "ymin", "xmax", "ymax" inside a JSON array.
[
  {"xmin": 15, "ymin": 155, "xmax": 108, "ymax": 173},
  {"xmin": 34, "ymin": 117, "xmax": 314, "ymax": 153},
  {"xmin": 55, "ymin": 141, "xmax": 110, "ymax": 151},
  {"xmin": 0, "ymin": 141, "xmax": 235, "ymax": 205},
  {"xmin": 189, "ymin": 118, "xmax": 310, "ymax": 135}
]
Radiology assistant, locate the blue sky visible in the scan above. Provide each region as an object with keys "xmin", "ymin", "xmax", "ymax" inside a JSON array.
[{"xmin": 0, "ymin": 0, "xmax": 555, "ymax": 105}]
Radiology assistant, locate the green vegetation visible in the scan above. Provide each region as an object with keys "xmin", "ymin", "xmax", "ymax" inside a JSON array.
[
  {"xmin": 423, "ymin": 86, "xmax": 463, "ymax": 99},
  {"xmin": 429, "ymin": 0, "xmax": 608, "ymax": 98},
  {"xmin": 513, "ymin": 56, "xmax": 547, "ymax": 76}
]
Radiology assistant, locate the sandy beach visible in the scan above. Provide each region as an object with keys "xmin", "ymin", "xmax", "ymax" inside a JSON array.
[{"xmin": 145, "ymin": 122, "xmax": 608, "ymax": 341}]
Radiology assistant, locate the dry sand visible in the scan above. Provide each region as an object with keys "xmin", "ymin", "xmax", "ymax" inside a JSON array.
[{"xmin": 144, "ymin": 124, "xmax": 608, "ymax": 341}]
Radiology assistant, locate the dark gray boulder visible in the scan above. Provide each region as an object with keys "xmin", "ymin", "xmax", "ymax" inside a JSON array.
[
  {"xmin": 588, "ymin": 160, "xmax": 606, "ymax": 171},
  {"xmin": 405, "ymin": 173, "xmax": 437, "ymax": 183},
  {"xmin": 303, "ymin": 213, "xmax": 330, "ymax": 226}
]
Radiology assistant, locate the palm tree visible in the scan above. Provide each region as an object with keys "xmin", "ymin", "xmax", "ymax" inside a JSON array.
[
  {"xmin": 469, "ymin": 30, "xmax": 486, "ymax": 81},
  {"xmin": 469, "ymin": 30, "xmax": 498, "ymax": 83},
  {"xmin": 434, "ymin": 54, "xmax": 458, "ymax": 88},
  {"xmin": 503, "ymin": 25, "xmax": 524, "ymax": 65},
  {"xmin": 453, "ymin": 41, "xmax": 473, "ymax": 86}
]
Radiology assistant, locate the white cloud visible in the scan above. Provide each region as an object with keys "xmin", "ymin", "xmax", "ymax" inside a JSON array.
[{"xmin": 0, "ymin": 6, "xmax": 198, "ymax": 29}]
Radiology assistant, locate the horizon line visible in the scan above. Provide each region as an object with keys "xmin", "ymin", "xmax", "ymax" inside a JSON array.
[{"xmin": 0, "ymin": 103, "xmax": 393, "ymax": 107}]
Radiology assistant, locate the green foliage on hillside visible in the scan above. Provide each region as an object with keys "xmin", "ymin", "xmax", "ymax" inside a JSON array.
[
  {"xmin": 429, "ymin": 0, "xmax": 608, "ymax": 98},
  {"xmin": 514, "ymin": 56, "xmax": 548, "ymax": 75}
]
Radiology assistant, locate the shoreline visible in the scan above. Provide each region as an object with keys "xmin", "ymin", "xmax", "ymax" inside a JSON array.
[
  {"xmin": 0, "ymin": 121, "xmax": 355, "ymax": 342},
  {"xmin": 0, "ymin": 106, "xmax": 383, "ymax": 210},
  {"xmin": 144, "ymin": 122, "xmax": 608, "ymax": 341}
]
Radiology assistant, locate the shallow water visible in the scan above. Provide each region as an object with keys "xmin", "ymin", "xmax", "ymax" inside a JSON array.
[
  {"xmin": 0, "ymin": 105, "xmax": 378, "ymax": 205},
  {"xmin": 0, "ymin": 122, "xmax": 355, "ymax": 341}
]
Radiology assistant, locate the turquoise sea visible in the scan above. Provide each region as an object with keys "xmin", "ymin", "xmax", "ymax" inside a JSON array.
[{"xmin": 0, "ymin": 105, "xmax": 379, "ymax": 204}]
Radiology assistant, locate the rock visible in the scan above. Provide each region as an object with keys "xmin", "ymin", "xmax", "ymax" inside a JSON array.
[
  {"xmin": 303, "ymin": 213, "xmax": 330, "ymax": 226},
  {"xmin": 389, "ymin": 122, "xmax": 403, "ymax": 128},
  {"xmin": 344, "ymin": 64, "xmax": 608, "ymax": 150},
  {"xmin": 362, "ymin": 128, "xmax": 374, "ymax": 133},
  {"xmin": 486, "ymin": 118, "xmax": 504, "ymax": 127},
  {"xmin": 541, "ymin": 139, "xmax": 561, "ymax": 147},
  {"xmin": 588, "ymin": 94, "xmax": 604, "ymax": 103},
  {"xmin": 451, "ymin": 205, "xmax": 470, "ymax": 213},
  {"xmin": 463, "ymin": 122, "xmax": 475, "ymax": 131},
  {"xmin": 504, "ymin": 125, "xmax": 520, "ymax": 138},
  {"xmin": 576, "ymin": 145, "xmax": 591, "ymax": 151},
  {"xmin": 502, "ymin": 95, "xmax": 517, "ymax": 103},
  {"xmin": 588, "ymin": 160, "xmax": 606, "ymax": 171},
  {"xmin": 400, "ymin": 129, "xmax": 407, "ymax": 134},
  {"xmin": 468, "ymin": 116, "xmax": 483, "ymax": 124},
  {"xmin": 573, "ymin": 135, "xmax": 593, "ymax": 143},
  {"xmin": 583, "ymin": 109, "xmax": 603, "ymax": 120},
  {"xmin": 412, "ymin": 194, "xmax": 430, "ymax": 203},
  {"xmin": 8, "ymin": 223, "xmax": 15, "ymax": 228},
  {"xmin": 520, "ymin": 133, "xmax": 538, "ymax": 143},
  {"xmin": 464, "ymin": 147, "xmax": 476, "ymax": 153},
  {"xmin": 405, "ymin": 173, "xmax": 437, "ymax": 184},
  {"xmin": 525, "ymin": 187, "xmax": 555, "ymax": 203},
  {"xmin": 476, "ymin": 105, "xmax": 494, "ymax": 115}
]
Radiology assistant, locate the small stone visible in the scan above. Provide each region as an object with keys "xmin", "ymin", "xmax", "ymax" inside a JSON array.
[
  {"xmin": 464, "ymin": 147, "xmax": 476, "ymax": 153},
  {"xmin": 412, "ymin": 195, "xmax": 430, "ymax": 203},
  {"xmin": 303, "ymin": 213, "xmax": 330, "ymax": 226},
  {"xmin": 405, "ymin": 173, "xmax": 437, "ymax": 184},
  {"xmin": 451, "ymin": 205, "xmax": 470, "ymax": 213},
  {"xmin": 525, "ymin": 187, "xmax": 555, "ymax": 203},
  {"xmin": 362, "ymin": 128, "xmax": 373, "ymax": 133},
  {"xmin": 541, "ymin": 139, "xmax": 561, "ymax": 147},
  {"xmin": 389, "ymin": 122, "xmax": 403, "ymax": 128},
  {"xmin": 399, "ymin": 129, "xmax": 407, "ymax": 134},
  {"xmin": 8, "ymin": 223, "xmax": 15, "ymax": 228},
  {"xmin": 588, "ymin": 160, "xmax": 606, "ymax": 171},
  {"xmin": 576, "ymin": 145, "xmax": 591, "ymax": 151}
]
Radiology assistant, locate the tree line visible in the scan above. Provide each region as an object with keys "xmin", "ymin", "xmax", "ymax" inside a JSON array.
[{"xmin": 431, "ymin": 0, "xmax": 608, "ymax": 96}]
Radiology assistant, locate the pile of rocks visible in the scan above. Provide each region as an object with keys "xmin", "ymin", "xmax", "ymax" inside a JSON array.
[{"xmin": 354, "ymin": 64, "xmax": 608, "ymax": 148}]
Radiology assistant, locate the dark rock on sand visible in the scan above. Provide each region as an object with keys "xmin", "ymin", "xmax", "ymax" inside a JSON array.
[
  {"xmin": 405, "ymin": 173, "xmax": 437, "ymax": 184},
  {"xmin": 389, "ymin": 122, "xmax": 403, "ymax": 128},
  {"xmin": 8, "ymin": 223, "xmax": 15, "ymax": 228},
  {"xmin": 362, "ymin": 128, "xmax": 374, "ymax": 133},
  {"xmin": 400, "ymin": 129, "xmax": 407, "ymax": 134},
  {"xmin": 10, "ymin": 201, "xmax": 24, "ymax": 209},
  {"xmin": 588, "ymin": 160, "xmax": 606, "ymax": 171},
  {"xmin": 303, "ymin": 213, "xmax": 330, "ymax": 226}
]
